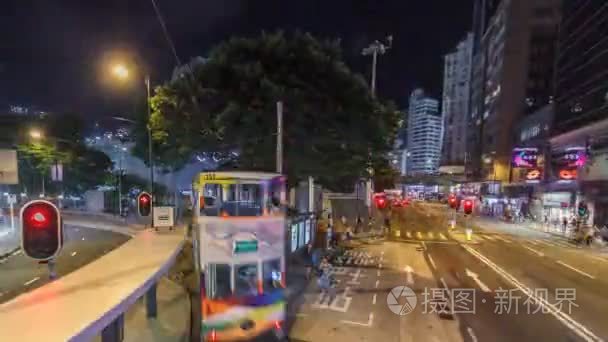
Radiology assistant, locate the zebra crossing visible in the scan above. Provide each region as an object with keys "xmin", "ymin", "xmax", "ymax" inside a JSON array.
[
  {"xmin": 476, "ymin": 234, "xmax": 576, "ymax": 249},
  {"xmin": 397, "ymin": 230, "xmax": 450, "ymax": 242},
  {"xmin": 341, "ymin": 250, "xmax": 377, "ymax": 266}
]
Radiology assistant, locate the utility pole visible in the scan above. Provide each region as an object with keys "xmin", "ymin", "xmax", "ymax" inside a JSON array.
[
  {"xmin": 145, "ymin": 75, "xmax": 155, "ymax": 225},
  {"xmin": 276, "ymin": 101, "xmax": 283, "ymax": 174}
]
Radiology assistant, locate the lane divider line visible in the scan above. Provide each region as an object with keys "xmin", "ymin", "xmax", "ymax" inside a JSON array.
[
  {"xmin": 428, "ymin": 254, "xmax": 437, "ymax": 270},
  {"xmin": 23, "ymin": 277, "xmax": 40, "ymax": 286},
  {"xmin": 467, "ymin": 327, "xmax": 478, "ymax": 342},
  {"xmin": 372, "ymin": 293, "xmax": 377, "ymax": 305},
  {"xmin": 523, "ymin": 244, "xmax": 544, "ymax": 257},
  {"xmin": 556, "ymin": 260, "xmax": 595, "ymax": 279},
  {"xmin": 462, "ymin": 245, "xmax": 602, "ymax": 342}
]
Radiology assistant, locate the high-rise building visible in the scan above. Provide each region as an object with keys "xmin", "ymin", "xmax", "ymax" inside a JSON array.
[
  {"xmin": 441, "ymin": 33, "xmax": 474, "ymax": 166},
  {"xmin": 466, "ymin": 0, "xmax": 561, "ymax": 181},
  {"xmin": 406, "ymin": 89, "xmax": 442, "ymax": 175},
  {"xmin": 550, "ymin": 1, "xmax": 608, "ymax": 226}
]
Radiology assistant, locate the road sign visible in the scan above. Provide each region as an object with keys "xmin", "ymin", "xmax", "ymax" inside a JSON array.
[
  {"xmin": 153, "ymin": 206, "xmax": 174, "ymax": 227},
  {"xmin": 0, "ymin": 149, "xmax": 18, "ymax": 185},
  {"xmin": 7, "ymin": 194, "xmax": 17, "ymax": 205}
]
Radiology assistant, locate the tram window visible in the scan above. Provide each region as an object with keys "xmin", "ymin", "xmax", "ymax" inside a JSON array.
[
  {"xmin": 263, "ymin": 259, "xmax": 282, "ymax": 292},
  {"xmin": 207, "ymin": 264, "xmax": 231, "ymax": 299},
  {"xmin": 201, "ymin": 184, "xmax": 222, "ymax": 216},
  {"xmin": 268, "ymin": 180, "xmax": 284, "ymax": 214},
  {"xmin": 222, "ymin": 183, "xmax": 263, "ymax": 216},
  {"xmin": 234, "ymin": 263, "xmax": 259, "ymax": 297}
]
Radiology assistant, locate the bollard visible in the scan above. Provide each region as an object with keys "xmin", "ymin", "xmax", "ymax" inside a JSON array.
[
  {"xmin": 465, "ymin": 229, "xmax": 473, "ymax": 241},
  {"xmin": 146, "ymin": 283, "xmax": 158, "ymax": 318}
]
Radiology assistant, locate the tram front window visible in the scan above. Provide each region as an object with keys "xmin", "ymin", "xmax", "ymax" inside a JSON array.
[
  {"xmin": 207, "ymin": 264, "xmax": 232, "ymax": 299},
  {"xmin": 263, "ymin": 259, "xmax": 282, "ymax": 292},
  {"xmin": 235, "ymin": 264, "xmax": 259, "ymax": 296}
]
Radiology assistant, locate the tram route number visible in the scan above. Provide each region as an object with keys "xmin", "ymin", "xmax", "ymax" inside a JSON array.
[{"xmin": 203, "ymin": 173, "xmax": 216, "ymax": 181}]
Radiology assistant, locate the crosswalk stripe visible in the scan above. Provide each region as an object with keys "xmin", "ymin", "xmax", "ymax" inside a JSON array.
[
  {"xmin": 406, "ymin": 231, "xmax": 412, "ymax": 239},
  {"xmin": 439, "ymin": 233, "xmax": 447, "ymax": 240},
  {"xmin": 495, "ymin": 235, "xmax": 512, "ymax": 244},
  {"xmin": 535, "ymin": 239, "xmax": 557, "ymax": 248},
  {"xmin": 527, "ymin": 239, "xmax": 539, "ymax": 246},
  {"xmin": 416, "ymin": 232, "xmax": 423, "ymax": 240},
  {"xmin": 428, "ymin": 232, "xmax": 435, "ymax": 239}
]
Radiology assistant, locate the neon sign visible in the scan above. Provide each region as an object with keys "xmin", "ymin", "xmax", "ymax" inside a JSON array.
[
  {"xmin": 525, "ymin": 168, "xmax": 542, "ymax": 182},
  {"xmin": 558, "ymin": 169, "xmax": 577, "ymax": 181},
  {"xmin": 512, "ymin": 147, "xmax": 538, "ymax": 168}
]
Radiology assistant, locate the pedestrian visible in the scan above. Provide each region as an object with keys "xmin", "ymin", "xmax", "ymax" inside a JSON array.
[
  {"xmin": 562, "ymin": 217, "xmax": 568, "ymax": 233},
  {"xmin": 303, "ymin": 243, "xmax": 314, "ymax": 280}
]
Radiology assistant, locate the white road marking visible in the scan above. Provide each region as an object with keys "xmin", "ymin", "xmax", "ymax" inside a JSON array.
[
  {"xmin": 378, "ymin": 263, "xmax": 383, "ymax": 269},
  {"xmin": 462, "ymin": 245, "xmax": 602, "ymax": 342},
  {"xmin": 372, "ymin": 294, "xmax": 377, "ymax": 305},
  {"xmin": 439, "ymin": 233, "xmax": 447, "ymax": 240},
  {"xmin": 406, "ymin": 231, "xmax": 412, "ymax": 239},
  {"xmin": 14, "ymin": 250, "xmax": 22, "ymax": 256},
  {"xmin": 556, "ymin": 261, "xmax": 595, "ymax": 279},
  {"xmin": 467, "ymin": 327, "xmax": 478, "ymax": 342},
  {"xmin": 428, "ymin": 254, "xmax": 437, "ymax": 270},
  {"xmin": 527, "ymin": 239, "xmax": 539, "ymax": 246},
  {"xmin": 296, "ymin": 313, "xmax": 309, "ymax": 318},
  {"xmin": 495, "ymin": 235, "xmax": 512, "ymax": 244},
  {"xmin": 465, "ymin": 268, "xmax": 491, "ymax": 292},
  {"xmin": 440, "ymin": 277, "xmax": 449, "ymax": 291},
  {"xmin": 81, "ymin": 237, "xmax": 85, "ymax": 241},
  {"xmin": 428, "ymin": 231, "xmax": 435, "ymax": 239},
  {"xmin": 341, "ymin": 313, "xmax": 374, "ymax": 327},
  {"xmin": 523, "ymin": 245, "xmax": 544, "ymax": 257},
  {"xmin": 377, "ymin": 270, "xmax": 381, "ymax": 277},
  {"xmin": 24, "ymin": 277, "xmax": 40, "ymax": 286},
  {"xmin": 483, "ymin": 235, "xmax": 496, "ymax": 241},
  {"xmin": 535, "ymin": 239, "xmax": 558, "ymax": 248},
  {"xmin": 404, "ymin": 265, "xmax": 414, "ymax": 285},
  {"xmin": 375, "ymin": 280, "xmax": 380, "ymax": 288},
  {"xmin": 71, "ymin": 251, "xmax": 77, "ymax": 257},
  {"xmin": 590, "ymin": 256, "xmax": 608, "ymax": 263},
  {"xmin": 421, "ymin": 241, "xmax": 427, "ymax": 251},
  {"xmin": 416, "ymin": 231, "xmax": 423, "ymax": 240},
  {"xmin": 381, "ymin": 251, "xmax": 385, "ymax": 255}
]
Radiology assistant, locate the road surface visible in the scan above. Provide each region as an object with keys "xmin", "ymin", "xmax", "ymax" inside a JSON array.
[
  {"xmin": 288, "ymin": 203, "xmax": 608, "ymax": 341},
  {"xmin": 0, "ymin": 224, "xmax": 129, "ymax": 303}
]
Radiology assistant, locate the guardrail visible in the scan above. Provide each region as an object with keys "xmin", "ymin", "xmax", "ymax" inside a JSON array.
[{"xmin": 0, "ymin": 227, "xmax": 185, "ymax": 342}]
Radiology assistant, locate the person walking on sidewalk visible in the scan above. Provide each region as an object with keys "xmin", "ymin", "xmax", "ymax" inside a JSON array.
[
  {"xmin": 317, "ymin": 257, "xmax": 336, "ymax": 304},
  {"xmin": 303, "ymin": 243, "xmax": 314, "ymax": 280}
]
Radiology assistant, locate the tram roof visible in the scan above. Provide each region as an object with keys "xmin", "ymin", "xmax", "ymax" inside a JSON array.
[{"xmin": 196, "ymin": 171, "xmax": 284, "ymax": 182}]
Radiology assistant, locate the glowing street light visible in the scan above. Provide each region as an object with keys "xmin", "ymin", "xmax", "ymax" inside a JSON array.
[
  {"xmin": 30, "ymin": 130, "xmax": 43, "ymax": 140},
  {"xmin": 112, "ymin": 64, "xmax": 129, "ymax": 80}
]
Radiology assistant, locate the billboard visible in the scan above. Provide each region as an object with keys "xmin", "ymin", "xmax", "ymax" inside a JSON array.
[
  {"xmin": 512, "ymin": 147, "xmax": 539, "ymax": 168},
  {"xmin": 552, "ymin": 147, "xmax": 586, "ymax": 182},
  {"xmin": 524, "ymin": 168, "xmax": 542, "ymax": 183},
  {"xmin": 0, "ymin": 149, "xmax": 18, "ymax": 184}
]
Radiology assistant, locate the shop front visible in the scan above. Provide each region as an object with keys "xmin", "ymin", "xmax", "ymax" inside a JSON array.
[{"xmin": 541, "ymin": 191, "xmax": 574, "ymax": 227}]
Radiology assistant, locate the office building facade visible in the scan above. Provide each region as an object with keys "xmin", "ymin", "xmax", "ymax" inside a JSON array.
[
  {"xmin": 406, "ymin": 89, "xmax": 442, "ymax": 175},
  {"xmin": 442, "ymin": 33, "xmax": 474, "ymax": 166}
]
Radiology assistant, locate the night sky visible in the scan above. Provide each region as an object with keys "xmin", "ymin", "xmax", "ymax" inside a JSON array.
[{"xmin": 1, "ymin": 0, "xmax": 473, "ymax": 121}]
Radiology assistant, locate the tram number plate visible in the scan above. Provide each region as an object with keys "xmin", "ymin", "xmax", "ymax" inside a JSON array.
[{"xmin": 203, "ymin": 173, "xmax": 216, "ymax": 181}]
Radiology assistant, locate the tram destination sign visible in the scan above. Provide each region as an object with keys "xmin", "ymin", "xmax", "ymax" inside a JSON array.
[{"xmin": 233, "ymin": 240, "xmax": 258, "ymax": 254}]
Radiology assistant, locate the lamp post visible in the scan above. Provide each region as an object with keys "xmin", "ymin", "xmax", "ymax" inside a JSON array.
[{"xmin": 111, "ymin": 64, "xmax": 155, "ymax": 224}]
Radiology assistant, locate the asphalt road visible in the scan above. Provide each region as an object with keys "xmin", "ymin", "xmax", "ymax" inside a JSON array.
[
  {"xmin": 289, "ymin": 202, "xmax": 608, "ymax": 342},
  {"xmin": 0, "ymin": 224, "xmax": 130, "ymax": 304}
]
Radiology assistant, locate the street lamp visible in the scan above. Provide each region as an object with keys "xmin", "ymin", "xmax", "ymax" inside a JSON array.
[
  {"xmin": 362, "ymin": 35, "xmax": 393, "ymax": 98},
  {"xmin": 111, "ymin": 65, "xmax": 155, "ymax": 224},
  {"xmin": 30, "ymin": 130, "xmax": 43, "ymax": 140}
]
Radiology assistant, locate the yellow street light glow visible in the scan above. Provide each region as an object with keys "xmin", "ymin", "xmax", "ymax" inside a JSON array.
[
  {"xmin": 30, "ymin": 130, "xmax": 43, "ymax": 139},
  {"xmin": 112, "ymin": 64, "xmax": 129, "ymax": 80}
]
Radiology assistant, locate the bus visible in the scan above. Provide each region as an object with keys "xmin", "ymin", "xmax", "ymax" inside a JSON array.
[{"xmin": 193, "ymin": 172, "xmax": 287, "ymax": 341}]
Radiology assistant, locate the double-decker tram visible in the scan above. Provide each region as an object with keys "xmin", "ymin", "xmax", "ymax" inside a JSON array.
[{"xmin": 192, "ymin": 172, "xmax": 287, "ymax": 341}]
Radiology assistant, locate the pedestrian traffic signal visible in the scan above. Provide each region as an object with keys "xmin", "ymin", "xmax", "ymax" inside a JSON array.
[
  {"xmin": 463, "ymin": 199, "xmax": 474, "ymax": 215},
  {"xmin": 137, "ymin": 192, "xmax": 152, "ymax": 217},
  {"xmin": 20, "ymin": 200, "xmax": 63, "ymax": 260},
  {"xmin": 577, "ymin": 201, "xmax": 588, "ymax": 217}
]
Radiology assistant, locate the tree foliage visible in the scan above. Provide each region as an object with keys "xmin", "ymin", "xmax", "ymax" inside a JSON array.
[{"xmin": 143, "ymin": 31, "xmax": 399, "ymax": 191}]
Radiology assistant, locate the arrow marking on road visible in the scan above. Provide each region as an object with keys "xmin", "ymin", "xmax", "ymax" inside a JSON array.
[
  {"xmin": 523, "ymin": 245, "xmax": 544, "ymax": 257},
  {"xmin": 465, "ymin": 268, "xmax": 491, "ymax": 292},
  {"xmin": 404, "ymin": 265, "xmax": 414, "ymax": 285}
]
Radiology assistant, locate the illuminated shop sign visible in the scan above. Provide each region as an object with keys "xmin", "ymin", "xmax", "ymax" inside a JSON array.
[
  {"xmin": 525, "ymin": 168, "xmax": 542, "ymax": 183},
  {"xmin": 512, "ymin": 147, "xmax": 539, "ymax": 168}
]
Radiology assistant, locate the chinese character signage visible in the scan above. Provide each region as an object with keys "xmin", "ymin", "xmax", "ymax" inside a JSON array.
[
  {"xmin": 512, "ymin": 148, "xmax": 539, "ymax": 168},
  {"xmin": 552, "ymin": 147, "xmax": 586, "ymax": 182}
]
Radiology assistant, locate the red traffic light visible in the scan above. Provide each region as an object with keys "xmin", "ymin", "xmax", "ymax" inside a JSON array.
[
  {"xmin": 137, "ymin": 192, "xmax": 152, "ymax": 217},
  {"xmin": 20, "ymin": 200, "xmax": 62, "ymax": 260},
  {"xmin": 463, "ymin": 199, "xmax": 474, "ymax": 215}
]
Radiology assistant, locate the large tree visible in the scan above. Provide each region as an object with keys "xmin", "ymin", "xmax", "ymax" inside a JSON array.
[{"xmin": 145, "ymin": 31, "xmax": 399, "ymax": 191}]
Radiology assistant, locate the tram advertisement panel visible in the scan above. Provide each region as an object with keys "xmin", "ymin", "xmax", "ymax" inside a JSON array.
[{"xmin": 199, "ymin": 217, "xmax": 285, "ymax": 340}]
